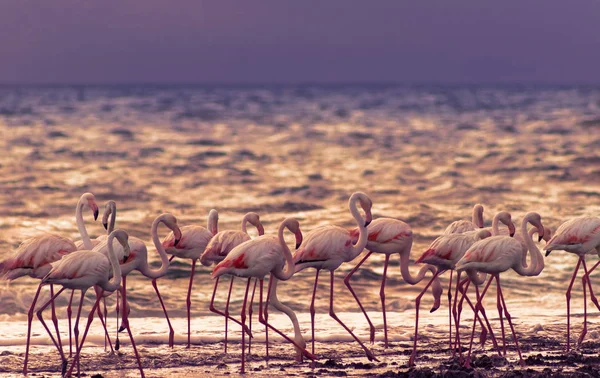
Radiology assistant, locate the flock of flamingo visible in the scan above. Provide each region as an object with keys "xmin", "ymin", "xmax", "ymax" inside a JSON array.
[{"xmin": 1, "ymin": 191, "xmax": 600, "ymax": 377}]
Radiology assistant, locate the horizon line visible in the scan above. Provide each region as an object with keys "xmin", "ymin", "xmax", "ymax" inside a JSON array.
[{"xmin": 1, "ymin": 80, "xmax": 600, "ymax": 88}]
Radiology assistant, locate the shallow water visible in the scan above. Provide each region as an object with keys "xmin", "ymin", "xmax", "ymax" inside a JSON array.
[{"xmin": 1, "ymin": 84, "xmax": 600, "ymax": 375}]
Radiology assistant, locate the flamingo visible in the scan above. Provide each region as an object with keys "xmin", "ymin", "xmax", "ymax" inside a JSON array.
[
  {"xmin": 293, "ymin": 192, "xmax": 377, "ymax": 361},
  {"xmin": 0, "ymin": 192, "xmax": 98, "ymax": 375},
  {"xmin": 73, "ymin": 193, "xmax": 100, "ymax": 250},
  {"xmin": 343, "ymin": 216, "xmax": 442, "ymax": 348},
  {"xmin": 455, "ymin": 212, "xmax": 545, "ymax": 367},
  {"xmin": 92, "ymin": 213, "xmax": 182, "ymax": 349},
  {"xmin": 413, "ymin": 229, "xmax": 495, "ymax": 364},
  {"xmin": 156, "ymin": 209, "xmax": 218, "ymax": 348},
  {"xmin": 201, "ymin": 212, "xmax": 265, "ymax": 354},
  {"xmin": 544, "ymin": 216, "xmax": 600, "ymax": 350},
  {"xmin": 444, "ymin": 204, "xmax": 485, "ymax": 234},
  {"xmin": 212, "ymin": 218, "xmax": 316, "ymax": 373},
  {"xmin": 36, "ymin": 229, "xmax": 145, "ymax": 378}
]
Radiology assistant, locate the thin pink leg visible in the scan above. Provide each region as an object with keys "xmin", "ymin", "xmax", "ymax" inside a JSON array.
[
  {"xmin": 343, "ymin": 251, "xmax": 375, "ymax": 343},
  {"xmin": 579, "ymin": 272, "xmax": 588, "ymax": 346},
  {"xmin": 115, "ymin": 288, "xmax": 120, "ymax": 350},
  {"xmin": 496, "ymin": 281, "xmax": 506, "ymax": 356},
  {"xmin": 456, "ymin": 277, "xmax": 497, "ymax": 355},
  {"xmin": 151, "ymin": 278, "xmax": 175, "ymax": 347},
  {"xmin": 496, "ymin": 275, "xmax": 524, "ymax": 366},
  {"xmin": 452, "ymin": 271, "xmax": 462, "ymax": 359},
  {"xmin": 240, "ymin": 278, "xmax": 251, "ymax": 374},
  {"xmin": 566, "ymin": 258, "xmax": 582, "ymax": 351},
  {"xmin": 380, "ymin": 254, "xmax": 390, "ymax": 348},
  {"xmin": 23, "ymin": 283, "xmax": 44, "ymax": 375},
  {"xmin": 409, "ymin": 271, "xmax": 440, "ymax": 366},
  {"xmin": 209, "ymin": 277, "xmax": 252, "ymax": 336},
  {"xmin": 309, "ymin": 269, "xmax": 320, "ymax": 356},
  {"xmin": 464, "ymin": 276, "xmax": 494, "ymax": 368},
  {"xmin": 117, "ymin": 286, "xmax": 145, "ymax": 378},
  {"xmin": 95, "ymin": 292, "xmax": 114, "ymax": 353},
  {"xmin": 582, "ymin": 259, "xmax": 600, "ymax": 310},
  {"xmin": 258, "ymin": 275, "xmax": 316, "ymax": 361},
  {"xmin": 67, "ymin": 289, "xmax": 74, "ymax": 357},
  {"xmin": 248, "ymin": 279, "xmax": 257, "ymax": 355},
  {"xmin": 36, "ymin": 287, "xmax": 68, "ymax": 364},
  {"xmin": 66, "ymin": 292, "xmax": 101, "ymax": 378},
  {"xmin": 328, "ymin": 270, "xmax": 378, "ymax": 361},
  {"xmin": 448, "ymin": 270, "xmax": 453, "ymax": 352},
  {"xmin": 224, "ymin": 276, "xmax": 235, "ymax": 353},
  {"xmin": 49, "ymin": 284, "xmax": 64, "ymax": 356},
  {"xmin": 263, "ymin": 278, "xmax": 270, "ymax": 360},
  {"xmin": 186, "ymin": 260, "xmax": 197, "ymax": 348}
]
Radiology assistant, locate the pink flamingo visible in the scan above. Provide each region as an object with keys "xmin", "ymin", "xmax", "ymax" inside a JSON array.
[
  {"xmin": 201, "ymin": 212, "xmax": 265, "ymax": 354},
  {"xmin": 92, "ymin": 213, "xmax": 182, "ymax": 350},
  {"xmin": 544, "ymin": 216, "xmax": 600, "ymax": 350},
  {"xmin": 455, "ymin": 212, "xmax": 545, "ymax": 367},
  {"xmin": 157, "ymin": 209, "xmax": 218, "ymax": 348},
  {"xmin": 212, "ymin": 218, "xmax": 316, "ymax": 373},
  {"xmin": 343, "ymin": 217, "xmax": 441, "ymax": 348},
  {"xmin": 37, "ymin": 229, "xmax": 145, "ymax": 378},
  {"xmin": 414, "ymin": 229, "xmax": 495, "ymax": 364},
  {"xmin": 444, "ymin": 204, "xmax": 485, "ymax": 234},
  {"xmin": 0, "ymin": 192, "xmax": 98, "ymax": 375},
  {"xmin": 293, "ymin": 192, "xmax": 377, "ymax": 361}
]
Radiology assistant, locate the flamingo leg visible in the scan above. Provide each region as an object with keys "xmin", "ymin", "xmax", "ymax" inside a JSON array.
[
  {"xmin": 209, "ymin": 277, "xmax": 253, "ymax": 337},
  {"xmin": 380, "ymin": 254, "xmax": 390, "ymax": 348},
  {"xmin": 495, "ymin": 274, "xmax": 524, "ymax": 366},
  {"xmin": 309, "ymin": 269, "xmax": 320, "ymax": 356},
  {"xmin": 448, "ymin": 270, "xmax": 453, "ymax": 353},
  {"xmin": 48, "ymin": 284, "xmax": 64, "ymax": 357},
  {"xmin": 496, "ymin": 281, "xmax": 506, "ymax": 356},
  {"xmin": 464, "ymin": 275, "xmax": 494, "ymax": 368},
  {"xmin": 582, "ymin": 259, "xmax": 600, "ymax": 311},
  {"xmin": 263, "ymin": 277, "xmax": 270, "ymax": 361},
  {"xmin": 115, "ymin": 287, "xmax": 120, "ymax": 350},
  {"xmin": 328, "ymin": 270, "xmax": 378, "ymax": 362},
  {"xmin": 115, "ymin": 280, "xmax": 145, "ymax": 377},
  {"xmin": 95, "ymin": 295, "xmax": 114, "ymax": 353},
  {"xmin": 151, "ymin": 278, "xmax": 175, "ymax": 347},
  {"xmin": 35, "ymin": 286, "xmax": 68, "ymax": 370},
  {"xmin": 67, "ymin": 291, "xmax": 101, "ymax": 378},
  {"xmin": 248, "ymin": 279, "xmax": 257, "ymax": 355},
  {"xmin": 186, "ymin": 259, "xmax": 197, "ymax": 348},
  {"xmin": 343, "ymin": 251, "xmax": 376, "ymax": 343},
  {"xmin": 566, "ymin": 257, "xmax": 582, "ymax": 351},
  {"xmin": 409, "ymin": 270, "xmax": 441, "ymax": 366},
  {"xmin": 67, "ymin": 289, "xmax": 75, "ymax": 358},
  {"xmin": 451, "ymin": 271, "xmax": 462, "ymax": 359},
  {"xmin": 224, "ymin": 276, "xmax": 235, "ymax": 353},
  {"xmin": 472, "ymin": 282, "xmax": 498, "ymax": 355},
  {"xmin": 258, "ymin": 274, "xmax": 317, "ymax": 361},
  {"xmin": 23, "ymin": 282, "xmax": 44, "ymax": 375},
  {"xmin": 580, "ymin": 272, "xmax": 588, "ymax": 346},
  {"xmin": 240, "ymin": 278, "xmax": 251, "ymax": 374}
]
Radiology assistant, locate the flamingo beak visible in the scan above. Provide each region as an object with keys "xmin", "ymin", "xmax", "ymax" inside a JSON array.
[
  {"xmin": 295, "ymin": 230, "xmax": 303, "ymax": 249},
  {"xmin": 545, "ymin": 250, "xmax": 552, "ymax": 257},
  {"xmin": 257, "ymin": 224, "xmax": 265, "ymax": 236},
  {"xmin": 94, "ymin": 209, "xmax": 99, "ymax": 221},
  {"xmin": 173, "ymin": 227, "xmax": 183, "ymax": 246},
  {"xmin": 174, "ymin": 238, "xmax": 181, "ymax": 246},
  {"xmin": 538, "ymin": 235, "xmax": 543, "ymax": 242},
  {"xmin": 364, "ymin": 211, "xmax": 373, "ymax": 227},
  {"xmin": 103, "ymin": 222, "xmax": 108, "ymax": 230}
]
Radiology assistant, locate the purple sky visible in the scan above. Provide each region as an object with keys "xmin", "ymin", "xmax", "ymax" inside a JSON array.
[{"xmin": 2, "ymin": 0, "xmax": 599, "ymax": 84}]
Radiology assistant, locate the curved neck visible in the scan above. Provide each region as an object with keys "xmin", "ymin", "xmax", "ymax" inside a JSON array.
[
  {"xmin": 513, "ymin": 215, "xmax": 542, "ymax": 276},
  {"xmin": 273, "ymin": 220, "xmax": 295, "ymax": 280},
  {"xmin": 268, "ymin": 277, "xmax": 305, "ymax": 361},
  {"xmin": 348, "ymin": 197, "xmax": 368, "ymax": 260},
  {"xmin": 107, "ymin": 208, "xmax": 116, "ymax": 235},
  {"xmin": 400, "ymin": 250, "xmax": 435, "ymax": 284},
  {"xmin": 241, "ymin": 218, "xmax": 248, "ymax": 233},
  {"xmin": 76, "ymin": 198, "xmax": 92, "ymax": 249},
  {"xmin": 141, "ymin": 216, "xmax": 171, "ymax": 279},
  {"xmin": 104, "ymin": 233, "xmax": 123, "ymax": 292}
]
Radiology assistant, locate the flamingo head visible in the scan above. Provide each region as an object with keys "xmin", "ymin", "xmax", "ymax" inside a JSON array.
[
  {"xmin": 82, "ymin": 192, "xmax": 99, "ymax": 221},
  {"xmin": 112, "ymin": 229, "xmax": 130, "ymax": 263},
  {"xmin": 355, "ymin": 192, "xmax": 373, "ymax": 227},
  {"xmin": 162, "ymin": 213, "xmax": 182, "ymax": 246},
  {"xmin": 102, "ymin": 200, "xmax": 116, "ymax": 230},
  {"xmin": 246, "ymin": 212, "xmax": 265, "ymax": 236},
  {"xmin": 208, "ymin": 209, "xmax": 219, "ymax": 235},
  {"xmin": 286, "ymin": 218, "xmax": 303, "ymax": 249}
]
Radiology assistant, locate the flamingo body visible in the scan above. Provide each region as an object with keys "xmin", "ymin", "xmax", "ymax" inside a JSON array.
[
  {"xmin": 1, "ymin": 234, "xmax": 77, "ymax": 280},
  {"xmin": 213, "ymin": 236, "xmax": 286, "ymax": 279},
  {"xmin": 362, "ymin": 218, "xmax": 413, "ymax": 255},
  {"xmin": 43, "ymin": 250, "xmax": 114, "ymax": 290},
  {"xmin": 163, "ymin": 225, "xmax": 214, "ymax": 260},
  {"xmin": 201, "ymin": 231, "xmax": 251, "ymax": 266},
  {"xmin": 293, "ymin": 226, "xmax": 355, "ymax": 271},
  {"xmin": 546, "ymin": 216, "xmax": 600, "ymax": 256}
]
